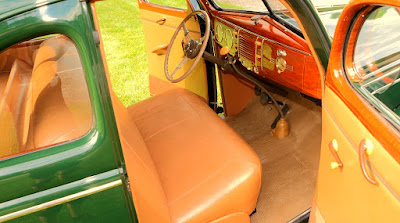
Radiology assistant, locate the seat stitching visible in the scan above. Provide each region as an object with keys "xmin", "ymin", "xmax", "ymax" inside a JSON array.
[
  {"xmin": 181, "ymin": 95, "xmax": 200, "ymax": 117},
  {"xmin": 131, "ymin": 103, "xmax": 165, "ymax": 122},
  {"xmin": 167, "ymin": 160, "xmax": 230, "ymax": 206},
  {"xmin": 121, "ymin": 137, "xmax": 158, "ymax": 179},
  {"xmin": 167, "ymin": 160, "xmax": 259, "ymax": 206},
  {"xmin": 143, "ymin": 118, "xmax": 189, "ymax": 141}
]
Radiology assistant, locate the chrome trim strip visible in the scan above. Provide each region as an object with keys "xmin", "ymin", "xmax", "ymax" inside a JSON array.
[
  {"xmin": 255, "ymin": 36, "xmax": 259, "ymax": 66},
  {"xmin": 323, "ymin": 103, "xmax": 400, "ymax": 202},
  {"xmin": 215, "ymin": 16, "xmax": 311, "ymax": 56},
  {"xmin": 0, "ymin": 180, "xmax": 122, "ymax": 222},
  {"xmin": 261, "ymin": 38, "xmax": 264, "ymax": 71}
]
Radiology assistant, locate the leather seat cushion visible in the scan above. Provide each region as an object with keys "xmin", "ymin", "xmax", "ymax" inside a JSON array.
[{"xmin": 127, "ymin": 89, "xmax": 262, "ymax": 223}]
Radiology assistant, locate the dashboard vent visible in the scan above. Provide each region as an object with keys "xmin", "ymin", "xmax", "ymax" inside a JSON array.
[{"xmin": 238, "ymin": 31, "xmax": 256, "ymax": 62}]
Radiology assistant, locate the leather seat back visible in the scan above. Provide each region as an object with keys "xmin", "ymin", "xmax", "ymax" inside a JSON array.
[
  {"xmin": 23, "ymin": 35, "xmax": 92, "ymax": 150},
  {"xmin": 3, "ymin": 60, "xmax": 32, "ymax": 147},
  {"xmin": 111, "ymin": 92, "xmax": 170, "ymax": 223}
]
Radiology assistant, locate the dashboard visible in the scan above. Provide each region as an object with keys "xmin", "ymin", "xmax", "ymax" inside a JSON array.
[{"xmin": 213, "ymin": 16, "xmax": 321, "ymax": 99}]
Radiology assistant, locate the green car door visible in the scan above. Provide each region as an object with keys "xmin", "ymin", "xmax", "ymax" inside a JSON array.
[{"xmin": 0, "ymin": 0, "xmax": 136, "ymax": 222}]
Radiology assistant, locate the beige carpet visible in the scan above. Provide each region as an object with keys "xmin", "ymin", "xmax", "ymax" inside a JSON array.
[{"xmin": 226, "ymin": 90, "xmax": 322, "ymax": 223}]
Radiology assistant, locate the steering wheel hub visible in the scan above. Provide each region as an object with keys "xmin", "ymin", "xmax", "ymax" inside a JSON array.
[
  {"xmin": 184, "ymin": 40, "xmax": 201, "ymax": 59},
  {"xmin": 164, "ymin": 10, "xmax": 210, "ymax": 83}
]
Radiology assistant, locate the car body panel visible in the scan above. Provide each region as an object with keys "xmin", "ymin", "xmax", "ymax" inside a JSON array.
[
  {"xmin": 311, "ymin": 0, "xmax": 400, "ymax": 221},
  {"xmin": 0, "ymin": 0, "xmax": 135, "ymax": 221}
]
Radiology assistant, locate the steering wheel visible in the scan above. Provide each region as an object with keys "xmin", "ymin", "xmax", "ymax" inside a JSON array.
[{"xmin": 164, "ymin": 10, "xmax": 210, "ymax": 83}]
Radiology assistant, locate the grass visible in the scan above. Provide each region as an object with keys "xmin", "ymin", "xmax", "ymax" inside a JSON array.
[
  {"xmin": 96, "ymin": 0, "xmax": 150, "ymax": 106},
  {"xmin": 215, "ymin": 1, "xmax": 243, "ymax": 10},
  {"xmin": 96, "ymin": 0, "xmax": 221, "ymax": 107},
  {"xmin": 149, "ymin": 0, "xmax": 187, "ymax": 9}
]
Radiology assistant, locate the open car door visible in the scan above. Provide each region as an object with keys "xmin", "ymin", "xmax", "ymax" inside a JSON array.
[
  {"xmin": 137, "ymin": 0, "xmax": 209, "ymax": 100},
  {"xmin": 312, "ymin": 0, "xmax": 400, "ymax": 221}
]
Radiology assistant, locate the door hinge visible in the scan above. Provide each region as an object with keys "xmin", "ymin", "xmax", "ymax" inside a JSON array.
[
  {"xmin": 93, "ymin": 30, "xmax": 100, "ymax": 45},
  {"xmin": 124, "ymin": 173, "xmax": 131, "ymax": 193}
]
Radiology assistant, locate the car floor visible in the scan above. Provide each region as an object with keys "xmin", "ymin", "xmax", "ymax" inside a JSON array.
[{"xmin": 225, "ymin": 89, "xmax": 322, "ymax": 223}]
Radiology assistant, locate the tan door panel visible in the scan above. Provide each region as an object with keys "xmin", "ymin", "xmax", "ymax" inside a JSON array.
[
  {"xmin": 139, "ymin": 7, "xmax": 208, "ymax": 100},
  {"xmin": 314, "ymin": 87, "xmax": 400, "ymax": 222}
]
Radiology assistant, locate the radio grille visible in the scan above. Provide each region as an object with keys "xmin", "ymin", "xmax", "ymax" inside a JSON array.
[{"xmin": 238, "ymin": 31, "xmax": 256, "ymax": 62}]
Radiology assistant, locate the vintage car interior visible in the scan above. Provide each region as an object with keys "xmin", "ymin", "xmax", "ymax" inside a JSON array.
[
  {"xmin": 131, "ymin": 0, "xmax": 331, "ymax": 222},
  {"xmin": 2, "ymin": 0, "xmax": 400, "ymax": 222},
  {"xmin": 0, "ymin": 0, "xmax": 331, "ymax": 222}
]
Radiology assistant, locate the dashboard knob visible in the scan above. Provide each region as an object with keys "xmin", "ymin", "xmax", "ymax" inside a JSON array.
[{"xmin": 220, "ymin": 46, "xmax": 230, "ymax": 56}]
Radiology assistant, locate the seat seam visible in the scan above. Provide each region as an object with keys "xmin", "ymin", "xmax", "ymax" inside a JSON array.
[
  {"xmin": 167, "ymin": 160, "xmax": 232, "ymax": 206},
  {"xmin": 209, "ymin": 211, "xmax": 249, "ymax": 223},
  {"xmin": 143, "ymin": 117, "xmax": 189, "ymax": 141},
  {"xmin": 121, "ymin": 137, "xmax": 159, "ymax": 179},
  {"xmin": 181, "ymin": 95, "xmax": 201, "ymax": 117},
  {"xmin": 167, "ymin": 159, "xmax": 259, "ymax": 207},
  {"xmin": 130, "ymin": 103, "xmax": 165, "ymax": 122}
]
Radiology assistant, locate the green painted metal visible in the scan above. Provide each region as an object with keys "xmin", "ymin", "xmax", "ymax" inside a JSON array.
[
  {"xmin": 0, "ymin": 0, "xmax": 62, "ymax": 22},
  {"xmin": 0, "ymin": 0, "xmax": 136, "ymax": 222}
]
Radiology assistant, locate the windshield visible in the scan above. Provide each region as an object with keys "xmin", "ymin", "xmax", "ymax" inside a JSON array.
[
  {"xmin": 265, "ymin": 0, "xmax": 348, "ymax": 37},
  {"xmin": 312, "ymin": 0, "xmax": 349, "ymax": 37}
]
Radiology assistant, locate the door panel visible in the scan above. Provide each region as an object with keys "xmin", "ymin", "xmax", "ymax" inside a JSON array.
[
  {"xmin": 0, "ymin": 1, "xmax": 133, "ymax": 221},
  {"xmin": 314, "ymin": 87, "xmax": 400, "ymax": 222},
  {"xmin": 313, "ymin": 1, "xmax": 400, "ymax": 222},
  {"xmin": 138, "ymin": 0, "xmax": 209, "ymax": 100}
]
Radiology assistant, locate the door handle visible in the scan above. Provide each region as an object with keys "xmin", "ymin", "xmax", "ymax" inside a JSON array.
[
  {"xmin": 152, "ymin": 44, "xmax": 169, "ymax": 56},
  {"xmin": 156, "ymin": 17, "xmax": 166, "ymax": 25},
  {"xmin": 329, "ymin": 139, "xmax": 343, "ymax": 169},
  {"xmin": 359, "ymin": 139, "xmax": 377, "ymax": 185}
]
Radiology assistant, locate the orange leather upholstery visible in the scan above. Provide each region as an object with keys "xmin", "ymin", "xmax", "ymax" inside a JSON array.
[
  {"xmin": 25, "ymin": 36, "xmax": 92, "ymax": 150},
  {"xmin": 0, "ymin": 35, "xmax": 93, "ymax": 154},
  {"xmin": 112, "ymin": 89, "xmax": 262, "ymax": 223},
  {"xmin": 1, "ymin": 60, "xmax": 32, "ymax": 147}
]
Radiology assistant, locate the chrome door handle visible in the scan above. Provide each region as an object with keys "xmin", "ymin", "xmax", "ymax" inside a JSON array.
[
  {"xmin": 156, "ymin": 17, "xmax": 166, "ymax": 25},
  {"xmin": 359, "ymin": 139, "xmax": 377, "ymax": 185}
]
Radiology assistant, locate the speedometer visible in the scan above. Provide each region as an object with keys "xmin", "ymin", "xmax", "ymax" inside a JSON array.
[
  {"xmin": 215, "ymin": 24, "xmax": 224, "ymax": 43},
  {"xmin": 225, "ymin": 29, "xmax": 233, "ymax": 48}
]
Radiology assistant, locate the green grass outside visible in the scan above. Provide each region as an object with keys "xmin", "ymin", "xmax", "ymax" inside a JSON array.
[
  {"xmin": 97, "ymin": 0, "xmax": 150, "ymax": 106},
  {"xmin": 214, "ymin": 1, "xmax": 243, "ymax": 10},
  {"xmin": 96, "ymin": 0, "xmax": 222, "ymax": 107},
  {"xmin": 96, "ymin": 0, "xmax": 188, "ymax": 107}
]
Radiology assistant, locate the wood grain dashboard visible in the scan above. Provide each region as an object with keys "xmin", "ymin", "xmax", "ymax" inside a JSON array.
[{"xmin": 212, "ymin": 14, "xmax": 321, "ymax": 99}]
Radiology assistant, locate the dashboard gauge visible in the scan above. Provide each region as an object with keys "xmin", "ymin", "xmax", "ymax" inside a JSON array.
[
  {"xmin": 262, "ymin": 43, "xmax": 274, "ymax": 70},
  {"xmin": 215, "ymin": 24, "xmax": 224, "ymax": 43},
  {"xmin": 225, "ymin": 29, "xmax": 233, "ymax": 48}
]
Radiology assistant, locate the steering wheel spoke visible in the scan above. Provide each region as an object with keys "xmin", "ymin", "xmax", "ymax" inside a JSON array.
[
  {"xmin": 170, "ymin": 57, "xmax": 190, "ymax": 78},
  {"xmin": 164, "ymin": 10, "xmax": 210, "ymax": 83},
  {"xmin": 183, "ymin": 23, "xmax": 194, "ymax": 42}
]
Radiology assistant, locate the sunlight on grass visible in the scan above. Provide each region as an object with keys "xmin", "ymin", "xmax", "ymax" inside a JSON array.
[
  {"xmin": 148, "ymin": 0, "xmax": 187, "ymax": 9},
  {"xmin": 96, "ymin": 0, "xmax": 222, "ymax": 106},
  {"xmin": 96, "ymin": 0, "xmax": 150, "ymax": 106}
]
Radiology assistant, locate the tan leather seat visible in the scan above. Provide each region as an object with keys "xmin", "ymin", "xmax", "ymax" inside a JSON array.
[
  {"xmin": 23, "ymin": 36, "xmax": 92, "ymax": 150},
  {"xmin": 112, "ymin": 89, "xmax": 262, "ymax": 223}
]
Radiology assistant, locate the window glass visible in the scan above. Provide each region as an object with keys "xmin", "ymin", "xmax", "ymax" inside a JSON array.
[
  {"xmin": 265, "ymin": 0, "xmax": 300, "ymax": 29},
  {"xmin": 213, "ymin": 0, "xmax": 268, "ymax": 13},
  {"xmin": 312, "ymin": 0, "xmax": 348, "ymax": 38},
  {"xmin": 147, "ymin": 0, "xmax": 187, "ymax": 9},
  {"xmin": 0, "ymin": 34, "xmax": 93, "ymax": 158},
  {"xmin": 351, "ymin": 6, "xmax": 400, "ymax": 117}
]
